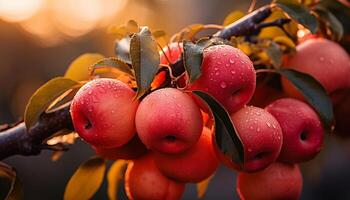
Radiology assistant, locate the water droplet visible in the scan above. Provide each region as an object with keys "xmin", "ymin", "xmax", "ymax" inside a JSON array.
[
  {"xmin": 231, "ymin": 70, "xmax": 236, "ymax": 74},
  {"xmin": 217, "ymin": 61, "xmax": 222, "ymax": 65},
  {"xmin": 249, "ymin": 126, "xmax": 254, "ymax": 130},
  {"xmin": 223, "ymin": 53, "xmax": 227, "ymax": 56},
  {"xmin": 266, "ymin": 122, "xmax": 271, "ymax": 127},
  {"xmin": 214, "ymin": 67, "xmax": 218, "ymax": 70},
  {"xmin": 88, "ymin": 91, "xmax": 92, "ymax": 95},
  {"xmin": 229, "ymin": 59, "xmax": 235, "ymax": 64},
  {"xmin": 215, "ymin": 71, "xmax": 220, "ymax": 76},
  {"xmin": 225, "ymin": 64, "xmax": 230, "ymax": 67},
  {"xmin": 319, "ymin": 57, "xmax": 325, "ymax": 61},
  {"xmin": 257, "ymin": 127, "xmax": 261, "ymax": 132},
  {"xmin": 220, "ymin": 81, "xmax": 227, "ymax": 88},
  {"xmin": 248, "ymin": 148, "xmax": 252, "ymax": 152},
  {"xmin": 272, "ymin": 124, "xmax": 277, "ymax": 129}
]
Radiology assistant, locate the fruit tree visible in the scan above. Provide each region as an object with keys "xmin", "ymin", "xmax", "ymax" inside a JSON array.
[{"xmin": 0, "ymin": 0, "xmax": 349, "ymax": 199}]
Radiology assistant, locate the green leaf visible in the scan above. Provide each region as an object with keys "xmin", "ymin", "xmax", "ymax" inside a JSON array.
[
  {"xmin": 0, "ymin": 162, "xmax": 22, "ymax": 200},
  {"xmin": 183, "ymin": 41, "xmax": 204, "ymax": 83},
  {"xmin": 130, "ymin": 27, "xmax": 160, "ymax": 99},
  {"xmin": 24, "ymin": 77, "xmax": 80, "ymax": 130},
  {"xmin": 318, "ymin": 0, "xmax": 350, "ymax": 35},
  {"xmin": 266, "ymin": 41, "xmax": 282, "ymax": 69},
  {"xmin": 92, "ymin": 57, "xmax": 134, "ymax": 77},
  {"xmin": 192, "ymin": 91, "xmax": 244, "ymax": 164},
  {"xmin": 196, "ymin": 174, "xmax": 215, "ymax": 198},
  {"xmin": 279, "ymin": 69, "xmax": 334, "ymax": 132},
  {"xmin": 276, "ymin": 0, "xmax": 318, "ymax": 33},
  {"xmin": 315, "ymin": 5, "xmax": 344, "ymax": 41},
  {"xmin": 107, "ymin": 160, "xmax": 128, "ymax": 200},
  {"xmin": 64, "ymin": 53, "xmax": 105, "ymax": 81},
  {"xmin": 64, "ymin": 157, "xmax": 106, "ymax": 200}
]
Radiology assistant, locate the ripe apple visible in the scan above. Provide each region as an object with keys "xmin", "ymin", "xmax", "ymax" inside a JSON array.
[
  {"xmin": 237, "ymin": 162, "xmax": 302, "ymax": 200},
  {"xmin": 215, "ymin": 106, "xmax": 283, "ymax": 172},
  {"xmin": 265, "ymin": 98, "xmax": 323, "ymax": 163},
  {"xmin": 282, "ymin": 38, "xmax": 350, "ymax": 99},
  {"xmin": 93, "ymin": 135, "xmax": 148, "ymax": 160},
  {"xmin": 70, "ymin": 78, "xmax": 139, "ymax": 148},
  {"xmin": 135, "ymin": 88, "xmax": 203, "ymax": 154},
  {"xmin": 152, "ymin": 43, "xmax": 184, "ymax": 88},
  {"xmin": 125, "ymin": 154, "xmax": 185, "ymax": 200},
  {"xmin": 188, "ymin": 45, "xmax": 256, "ymax": 114},
  {"xmin": 154, "ymin": 127, "xmax": 219, "ymax": 183}
]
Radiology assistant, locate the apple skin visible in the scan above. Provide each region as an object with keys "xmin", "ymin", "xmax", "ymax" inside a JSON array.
[
  {"xmin": 70, "ymin": 78, "xmax": 139, "ymax": 148},
  {"xmin": 215, "ymin": 106, "xmax": 283, "ymax": 173},
  {"xmin": 93, "ymin": 135, "xmax": 148, "ymax": 160},
  {"xmin": 125, "ymin": 154, "xmax": 185, "ymax": 200},
  {"xmin": 154, "ymin": 127, "xmax": 219, "ymax": 183},
  {"xmin": 135, "ymin": 88, "xmax": 203, "ymax": 154},
  {"xmin": 188, "ymin": 45, "xmax": 256, "ymax": 114},
  {"xmin": 282, "ymin": 38, "xmax": 350, "ymax": 99},
  {"xmin": 237, "ymin": 162, "xmax": 302, "ymax": 200},
  {"xmin": 265, "ymin": 98, "xmax": 324, "ymax": 163}
]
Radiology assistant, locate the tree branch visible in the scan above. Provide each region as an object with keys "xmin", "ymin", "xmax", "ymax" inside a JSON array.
[
  {"xmin": 0, "ymin": 5, "xmax": 274, "ymax": 160},
  {"xmin": 0, "ymin": 104, "xmax": 73, "ymax": 160}
]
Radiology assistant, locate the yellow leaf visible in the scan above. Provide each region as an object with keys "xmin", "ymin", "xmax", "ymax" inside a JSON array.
[
  {"xmin": 64, "ymin": 157, "xmax": 106, "ymax": 200},
  {"xmin": 259, "ymin": 10, "xmax": 298, "ymax": 39},
  {"xmin": 223, "ymin": 11, "xmax": 245, "ymax": 26},
  {"xmin": 237, "ymin": 42, "xmax": 252, "ymax": 56},
  {"xmin": 196, "ymin": 174, "xmax": 215, "ymax": 198},
  {"xmin": 24, "ymin": 77, "xmax": 80, "ymax": 130},
  {"xmin": 107, "ymin": 160, "xmax": 128, "ymax": 200},
  {"xmin": 64, "ymin": 53, "xmax": 105, "ymax": 81},
  {"xmin": 274, "ymin": 36, "xmax": 296, "ymax": 49}
]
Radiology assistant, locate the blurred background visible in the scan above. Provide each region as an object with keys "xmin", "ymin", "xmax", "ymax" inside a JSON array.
[{"xmin": 1, "ymin": 0, "xmax": 350, "ymax": 199}]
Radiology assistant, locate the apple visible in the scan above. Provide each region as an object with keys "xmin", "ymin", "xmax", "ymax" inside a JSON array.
[
  {"xmin": 189, "ymin": 45, "xmax": 256, "ymax": 114},
  {"xmin": 282, "ymin": 38, "xmax": 350, "ymax": 99},
  {"xmin": 135, "ymin": 88, "xmax": 203, "ymax": 154},
  {"xmin": 125, "ymin": 154, "xmax": 185, "ymax": 200},
  {"xmin": 70, "ymin": 78, "xmax": 139, "ymax": 148},
  {"xmin": 154, "ymin": 127, "xmax": 219, "ymax": 183},
  {"xmin": 93, "ymin": 135, "xmax": 148, "ymax": 160},
  {"xmin": 237, "ymin": 162, "xmax": 302, "ymax": 200},
  {"xmin": 215, "ymin": 106, "xmax": 283, "ymax": 172},
  {"xmin": 265, "ymin": 98, "xmax": 324, "ymax": 163}
]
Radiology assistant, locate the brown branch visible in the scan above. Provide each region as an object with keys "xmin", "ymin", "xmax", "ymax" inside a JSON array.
[
  {"xmin": 0, "ymin": 5, "xmax": 274, "ymax": 160},
  {"xmin": 0, "ymin": 104, "xmax": 73, "ymax": 160}
]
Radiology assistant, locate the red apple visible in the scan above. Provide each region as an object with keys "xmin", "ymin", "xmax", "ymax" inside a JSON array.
[
  {"xmin": 189, "ymin": 45, "xmax": 256, "ymax": 114},
  {"xmin": 70, "ymin": 78, "xmax": 139, "ymax": 148},
  {"xmin": 135, "ymin": 88, "xmax": 203, "ymax": 154},
  {"xmin": 282, "ymin": 38, "xmax": 350, "ymax": 99},
  {"xmin": 215, "ymin": 106, "xmax": 283, "ymax": 172},
  {"xmin": 265, "ymin": 98, "xmax": 324, "ymax": 163},
  {"xmin": 125, "ymin": 154, "xmax": 185, "ymax": 200},
  {"xmin": 154, "ymin": 127, "xmax": 219, "ymax": 183},
  {"xmin": 237, "ymin": 162, "xmax": 302, "ymax": 200}
]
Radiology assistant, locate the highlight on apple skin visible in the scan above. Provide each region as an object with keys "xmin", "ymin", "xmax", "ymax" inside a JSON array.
[{"xmin": 70, "ymin": 78, "xmax": 139, "ymax": 148}]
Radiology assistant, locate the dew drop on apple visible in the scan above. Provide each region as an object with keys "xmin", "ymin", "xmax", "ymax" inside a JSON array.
[
  {"xmin": 266, "ymin": 122, "xmax": 271, "ymax": 128},
  {"xmin": 256, "ymin": 127, "xmax": 261, "ymax": 132},
  {"xmin": 215, "ymin": 71, "xmax": 220, "ymax": 76},
  {"xmin": 319, "ymin": 57, "xmax": 325, "ymax": 61},
  {"xmin": 220, "ymin": 81, "xmax": 227, "ymax": 88},
  {"xmin": 229, "ymin": 59, "xmax": 235, "ymax": 64}
]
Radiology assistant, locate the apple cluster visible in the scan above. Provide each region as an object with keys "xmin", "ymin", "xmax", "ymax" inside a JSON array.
[{"xmin": 69, "ymin": 37, "xmax": 349, "ymax": 200}]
